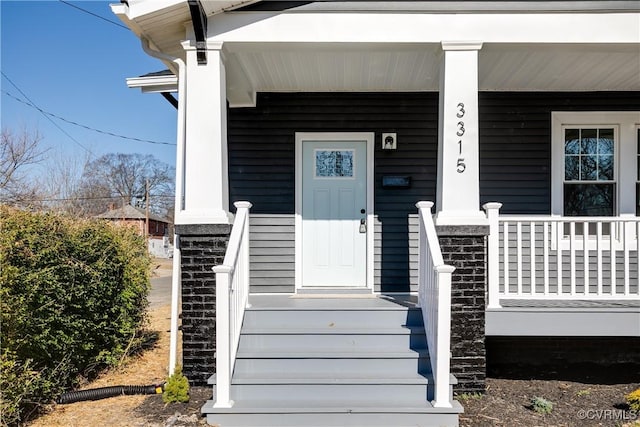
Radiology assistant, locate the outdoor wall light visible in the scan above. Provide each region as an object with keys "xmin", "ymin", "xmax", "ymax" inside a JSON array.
[{"xmin": 382, "ymin": 133, "xmax": 397, "ymax": 150}]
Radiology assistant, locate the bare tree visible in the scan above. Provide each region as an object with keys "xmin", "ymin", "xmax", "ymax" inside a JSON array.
[
  {"xmin": 41, "ymin": 151, "xmax": 91, "ymax": 215},
  {"xmin": 0, "ymin": 127, "xmax": 48, "ymax": 207},
  {"xmin": 76, "ymin": 153, "xmax": 174, "ymax": 217}
]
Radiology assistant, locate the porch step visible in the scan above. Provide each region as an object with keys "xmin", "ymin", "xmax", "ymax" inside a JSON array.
[
  {"xmin": 203, "ymin": 295, "xmax": 461, "ymax": 427},
  {"xmin": 201, "ymin": 399, "xmax": 463, "ymax": 427}
]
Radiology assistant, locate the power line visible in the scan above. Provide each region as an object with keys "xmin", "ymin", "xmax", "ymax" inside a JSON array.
[
  {"xmin": 1, "ymin": 71, "xmax": 95, "ymax": 157},
  {"xmin": 58, "ymin": 0, "xmax": 130, "ymax": 31},
  {"xmin": 3, "ymin": 90, "xmax": 175, "ymax": 146}
]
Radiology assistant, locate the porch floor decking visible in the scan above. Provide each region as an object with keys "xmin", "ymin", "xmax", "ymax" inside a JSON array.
[{"xmin": 486, "ymin": 298, "xmax": 640, "ymax": 337}]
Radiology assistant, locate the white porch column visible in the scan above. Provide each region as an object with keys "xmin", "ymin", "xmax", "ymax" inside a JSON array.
[
  {"xmin": 435, "ymin": 41, "xmax": 486, "ymax": 226},
  {"xmin": 176, "ymin": 41, "xmax": 230, "ymax": 225}
]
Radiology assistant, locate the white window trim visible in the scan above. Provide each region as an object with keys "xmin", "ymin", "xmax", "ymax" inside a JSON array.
[{"xmin": 551, "ymin": 111, "xmax": 640, "ymax": 217}]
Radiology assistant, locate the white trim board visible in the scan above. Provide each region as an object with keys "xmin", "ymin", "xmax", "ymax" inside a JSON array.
[{"xmin": 294, "ymin": 132, "xmax": 375, "ymax": 291}]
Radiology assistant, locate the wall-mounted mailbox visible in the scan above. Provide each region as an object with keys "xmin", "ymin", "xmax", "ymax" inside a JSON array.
[{"xmin": 382, "ymin": 176, "xmax": 411, "ymax": 188}]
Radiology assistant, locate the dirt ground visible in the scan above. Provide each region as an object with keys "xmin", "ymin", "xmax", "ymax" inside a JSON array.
[{"xmin": 27, "ymin": 263, "xmax": 640, "ymax": 426}]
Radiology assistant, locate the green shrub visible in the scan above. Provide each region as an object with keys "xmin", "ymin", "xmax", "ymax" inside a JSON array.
[
  {"xmin": 0, "ymin": 206, "xmax": 150, "ymax": 425},
  {"xmin": 627, "ymin": 388, "xmax": 640, "ymax": 412},
  {"xmin": 163, "ymin": 365, "xmax": 190, "ymax": 403},
  {"xmin": 530, "ymin": 396, "xmax": 553, "ymax": 414}
]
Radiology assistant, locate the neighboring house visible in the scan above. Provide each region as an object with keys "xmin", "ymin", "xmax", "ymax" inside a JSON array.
[
  {"xmin": 113, "ymin": 1, "xmax": 640, "ymax": 426},
  {"xmin": 96, "ymin": 204, "xmax": 172, "ymax": 258}
]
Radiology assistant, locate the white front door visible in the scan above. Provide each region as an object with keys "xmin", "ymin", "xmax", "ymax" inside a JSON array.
[{"xmin": 299, "ymin": 136, "xmax": 369, "ymax": 287}]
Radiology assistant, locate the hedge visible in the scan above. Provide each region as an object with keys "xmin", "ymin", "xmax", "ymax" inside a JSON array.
[{"xmin": 0, "ymin": 206, "xmax": 151, "ymax": 426}]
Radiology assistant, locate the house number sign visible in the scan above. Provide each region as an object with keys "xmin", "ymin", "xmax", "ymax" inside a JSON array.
[{"xmin": 455, "ymin": 102, "xmax": 466, "ymax": 173}]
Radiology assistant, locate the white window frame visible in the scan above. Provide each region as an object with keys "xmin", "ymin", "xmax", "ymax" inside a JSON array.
[
  {"xmin": 561, "ymin": 124, "xmax": 618, "ymax": 215},
  {"xmin": 551, "ymin": 112, "xmax": 640, "ymax": 217},
  {"xmin": 551, "ymin": 112, "xmax": 640, "ymax": 250}
]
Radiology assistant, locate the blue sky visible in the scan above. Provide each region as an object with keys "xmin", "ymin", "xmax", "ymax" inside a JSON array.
[{"xmin": 1, "ymin": 0, "xmax": 178, "ymax": 172}]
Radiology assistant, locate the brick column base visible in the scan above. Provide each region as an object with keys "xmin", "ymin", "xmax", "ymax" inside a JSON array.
[
  {"xmin": 175, "ymin": 224, "xmax": 231, "ymax": 386},
  {"xmin": 437, "ymin": 225, "xmax": 489, "ymax": 393}
]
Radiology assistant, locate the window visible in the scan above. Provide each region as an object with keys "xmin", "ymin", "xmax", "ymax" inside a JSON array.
[
  {"xmin": 314, "ymin": 149, "xmax": 354, "ymax": 178},
  {"xmin": 552, "ymin": 112, "xmax": 640, "ymax": 217},
  {"xmin": 563, "ymin": 127, "xmax": 615, "ymax": 216}
]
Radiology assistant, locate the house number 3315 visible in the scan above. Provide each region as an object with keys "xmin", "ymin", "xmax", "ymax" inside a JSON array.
[{"xmin": 456, "ymin": 102, "xmax": 466, "ymax": 173}]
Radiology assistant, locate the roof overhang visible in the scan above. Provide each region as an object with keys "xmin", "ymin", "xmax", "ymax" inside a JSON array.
[
  {"xmin": 116, "ymin": 1, "xmax": 640, "ymax": 108},
  {"xmin": 127, "ymin": 73, "xmax": 178, "ymax": 94}
]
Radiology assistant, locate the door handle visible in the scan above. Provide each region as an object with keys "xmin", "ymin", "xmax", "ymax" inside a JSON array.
[{"xmin": 359, "ymin": 218, "xmax": 367, "ymax": 233}]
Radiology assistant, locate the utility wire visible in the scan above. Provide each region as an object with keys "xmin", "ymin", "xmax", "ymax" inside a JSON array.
[
  {"xmin": 3, "ymin": 90, "xmax": 175, "ymax": 146},
  {"xmin": 1, "ymin": 71, "xmax": 95, "ymax": 156},
  {"xmin": 58, "ymin": 0, "xmax": 130, "ymax": 31}
]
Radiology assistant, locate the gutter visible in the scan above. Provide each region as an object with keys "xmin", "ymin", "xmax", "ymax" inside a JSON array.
[{"xmin": 140, "ymin": 37, "xmax": 186, "ymax": 376}]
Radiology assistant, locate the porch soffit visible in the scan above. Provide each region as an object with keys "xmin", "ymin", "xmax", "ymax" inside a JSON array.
[
  {"xmin": 128, "ymin": 42, "xmax": 640, "ymax": 106},
  {"xmin": 116, "ymin": 3, "xmax": 639, "ymax": 105}
]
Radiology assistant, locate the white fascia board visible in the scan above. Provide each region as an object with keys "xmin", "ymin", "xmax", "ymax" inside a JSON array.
[
  {"xmin": 209, "ymin": 12, "xmax": 640, "ymax": 44},
  {"xmin": 126, "ymin": 75, "xmax": 178, "ymax": 93}
]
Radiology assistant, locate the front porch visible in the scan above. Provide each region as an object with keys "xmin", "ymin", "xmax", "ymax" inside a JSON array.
[{"xmin": 201, "ymin": 201, "xmax": 464, "ymax": 426}]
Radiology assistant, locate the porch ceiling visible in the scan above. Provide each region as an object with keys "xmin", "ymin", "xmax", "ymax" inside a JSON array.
[
  {"xmin": 115, "ymin": 1, "xmax": 639, "ymax": 106},
  {"xmin": 223, "ymin": 42, "xmax": 640, "ymax": 106}
]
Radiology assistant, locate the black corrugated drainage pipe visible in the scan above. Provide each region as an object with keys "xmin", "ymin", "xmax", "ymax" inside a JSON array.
[{"xmin": 57, "ymin": 384, "xmax": 164, "ymax": 404}]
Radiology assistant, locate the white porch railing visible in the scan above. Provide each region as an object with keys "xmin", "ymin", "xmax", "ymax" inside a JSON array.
[
  {"xmin": 212, "ymin": 201, "xmax": 252, "ymax": 408},
  {"xmin": 484, "ymin": 203, "xmax": 640, "ymax": 308},
  {"xmin": 415, "ymin": 201, "xmax": 455, "ymax": 408}
]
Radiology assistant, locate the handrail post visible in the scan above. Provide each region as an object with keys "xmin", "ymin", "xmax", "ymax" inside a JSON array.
[
  {"xmin": 483, "ymin": 203, "xmax": 502, "ymax": 308},
  {"xmin": 212, "ymin": 265, "xmax": 233, "ymax": 408},
  {"xmin": 433, "ymin": 264, "xmax": 455, "ymax": 408}
]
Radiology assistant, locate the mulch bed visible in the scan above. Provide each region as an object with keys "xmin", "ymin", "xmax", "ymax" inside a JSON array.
[
  {"xmin": 460, "ymin": 378, "xmax": 639, "ymax": 427},
  {"xmin": 133, "ymin": 380, "xmax": 639, "ymax": 427}
]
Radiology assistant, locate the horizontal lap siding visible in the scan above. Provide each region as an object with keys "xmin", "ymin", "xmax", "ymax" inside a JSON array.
[
  {"xmin": 229, "ymin": 93, "xmax": 438, "ymax": 293},
  {"xmin": 479, "ymin": 92, "xmax": 639, "ymax": 214}
]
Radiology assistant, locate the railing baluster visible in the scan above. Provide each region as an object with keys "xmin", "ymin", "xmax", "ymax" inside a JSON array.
[
  {"xmin": 556, "ymin": 220, "xmax": 563, "ymax": 295},
  {"xmin": 583, "ymin": 221, "xmax": 589, "ymax": 295},
  {"xmin": 504, "ymin": 222, "xmax": 510, "ymax": 296},
  {"xmin": 569, "ymin": 222, "xmax": 576, "ymax": 296},
  {"xmin": 516, "ymin": 222, "xmax": 523, "ymax": 295},
  {"xmin": 596, "ymin": 221, "xmax": 603, "ymax": 296},
  {"xmin": 543, "ymin": 221, "xmax": 549, "ymax": 296},
  {"xmin": 623, "ymin": 221, "xmax": 630, "ymax": 295},
  {"xmin": 610, "ymin": 220, "xmax": 616, "ymax": 296},
  {"xmin": 530, "ymin": 221, "xmax": 536, "ymax": 295}
]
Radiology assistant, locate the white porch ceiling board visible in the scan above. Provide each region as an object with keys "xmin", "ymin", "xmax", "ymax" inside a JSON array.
[
  {"xmin": 480, "ymin": 45, "xmax": 640, "ymax": 91},
  {"xmin": 232, "ymin": 49, "xmax": 441, "ymax": 93}
]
